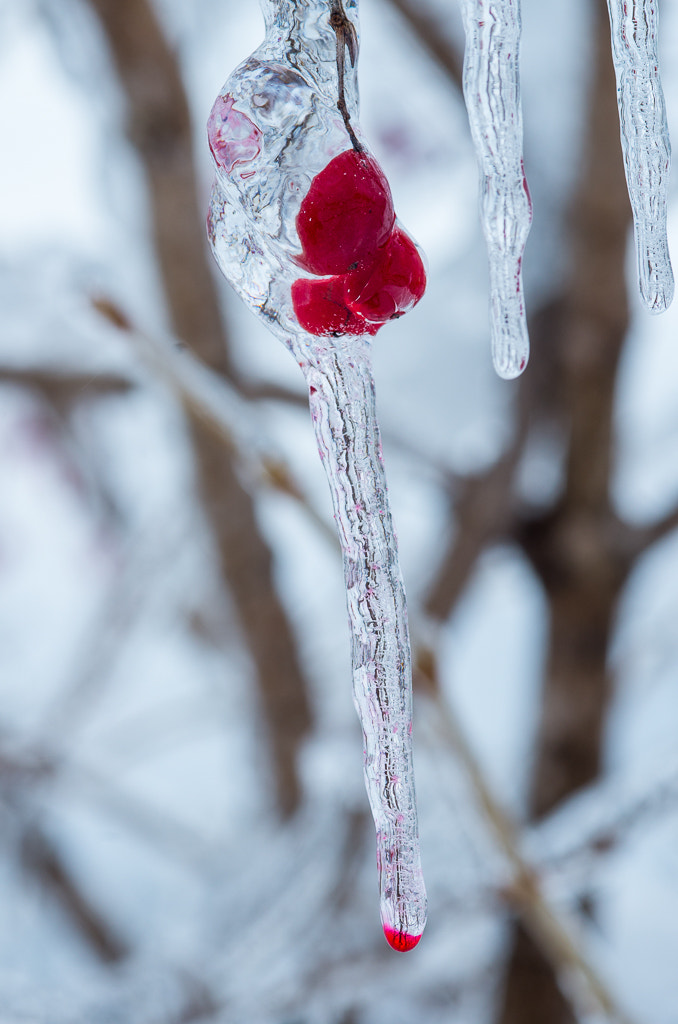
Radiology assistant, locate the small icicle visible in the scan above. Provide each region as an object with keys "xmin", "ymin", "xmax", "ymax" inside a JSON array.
[
  {"xmin": 607, "ymin": 0, "xmax": 674, "ymax": 312},
  {"xmin": 459, "ymin": 0, "xmax": 532, "ymax": 379}
]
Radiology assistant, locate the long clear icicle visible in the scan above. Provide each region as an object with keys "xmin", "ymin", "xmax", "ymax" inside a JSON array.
[
  {"xmin": 459, "ymin": 0, "xmax": 532, "ymax": 379},
  {"xmin": 206, "ymin": 0, "xmax": 427, "ymax": 950},
  {"xmin": 607, "ymin": 0, "xmax": 674, "ymax": 312},
  {"xmin": 302, "ymin": 339, "xmax": 427, "ymax": 949}
]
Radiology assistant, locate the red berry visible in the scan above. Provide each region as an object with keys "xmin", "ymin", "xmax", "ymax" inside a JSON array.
[
  {"xmin": 296, "ymin": 150, "xmax": 395, "ymax": 275},
  {"xmin": 208, "ymin": 94, "xmax": 262, "ymax": 174},
  {"xmin": 345, "ymin": 227, "xmax": 426, "ymax": 323},
  {"xmin": 292, "ymin": 276, "xmax": 380, "ymax": 337}
]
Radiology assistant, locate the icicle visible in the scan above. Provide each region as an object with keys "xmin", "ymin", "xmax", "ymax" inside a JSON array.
[
  {"xmin": 459, "ymin": 0, "xmax": 532, "ymax": 379},
  {"xmin": 607, "ymin": 0, "xmax": 674, "ymax": 312},
  {"xmin": 305, "ymin": 340, "xmax": 427, "ymax": 950},
  {"xmin": 207, "ymin": 0, "xmax": 427, "ymax": 950}
]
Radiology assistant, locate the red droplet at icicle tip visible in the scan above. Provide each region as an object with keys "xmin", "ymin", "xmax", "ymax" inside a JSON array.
[{"xmin": 383, "ymin": 925, "xmax": 422, "ymax": 953}]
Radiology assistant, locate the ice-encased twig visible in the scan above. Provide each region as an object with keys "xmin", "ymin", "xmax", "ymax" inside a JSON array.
[
  {"xmin": 459, "ymin": 0, "xmax": 532, "ymax": 379},
  {"xmin": 207, "ymin": 0, "xmax": 428, "ymax": 948},
  {"xmin": 298, "ymin": 336, "xmax": 427, "ymax": 948},
  {"xmin": 607, "ymin": 0, "xmax": 674, "ymax": 312}
]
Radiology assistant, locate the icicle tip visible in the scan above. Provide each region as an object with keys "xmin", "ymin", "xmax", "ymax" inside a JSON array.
[{"xmin": 493, "ymin": 348, "xmax": 529, "ymax": 381}]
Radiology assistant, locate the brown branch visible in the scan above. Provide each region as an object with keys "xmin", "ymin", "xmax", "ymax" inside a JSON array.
[
  {"xmin": 234, "ymin": 380, "xmax": 309, "ymax": 408},
  {"xmin": 84, "ymin": 0, "xmax": 232, "ymax": 379},
  {"xmin": 421, "ymin": 291, "xmax": 570, "ymax": 624},
  {"xmin": 92, "ymin": 297, "xmax": 337, "ymax": 547},
  {"xmin": 383, "ymin": 0, "xmax": 464, "ymax": 92},
  {"xmin": 537, "ymin": 766, "xmax": 678, "ymax": 875},
  {"xmin": 498, "ymin": 2, "xmax": 635, "ymax": 1021},
  {"xmin": 21, "ymin": 824, "xmax": 129, "ymax": 964},
  {"xmin": 423, "ymin": 438, "xmax": 523, "ymax": 621},
  {"xmin": 414, "ymin": 650, "xmax": 636, "ymax": 1024},
  {"xmin": 518, "ymin": 0, "xmax": 631, "ymax": 822},
  {"xmin": 170, "ymin": 975, "xmax": 220, "ymax": 1024},
  {"xmin": 632, "ymin": 502, "xmax": 678, "ymax": 556},
  {"xmin": 0, "ymin": 367, "xmax": 133, "ymax": 411},
  {"xmin": 84, "ymin": 0, "xmax": 314, "ymax": 817}
]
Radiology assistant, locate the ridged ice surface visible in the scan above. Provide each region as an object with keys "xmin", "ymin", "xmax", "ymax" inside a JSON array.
[
  {"xmin": 459, "ymin": 0, "xmax": 532, "ymax": 379},
  {"xmin": 306, "ymin": 341, "xmax": 427, "ymax": 949},
  {"xmin": 207, "ymin": 0, "xmax": 426, "ymax": 949},
  {"xmin": 607, "ymin": 0, "xmax": 674, "ymax": 312}
]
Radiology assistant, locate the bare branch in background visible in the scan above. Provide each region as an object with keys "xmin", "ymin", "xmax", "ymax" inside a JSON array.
[
  {"xmin": 633, "ymin": 503, "xmax": 678, "ymax": 555},
  {"xmin": 383, "ymin": 0, "xmax": 464, "ymax": 92},
  {"xmin": 92, "ymin": 296, "xmax": 337, "ymax": 546},
  {"xmin": 85, "ymin": 0, "xmax": 314, "ymax": 817},
  {"xmin": 21, "ymin": 824, "xmax": 130, "ymax": 964},
  {"xmin": 423, "ymin": 437, "xmax": 524, "ymax": 621},
  {"xmin": 415, "ymin": 650, "xmax": 636, "ymax": 1024},
  {"xmin": 404, "ymin": 0, "xmax": 651, "ymax": 1018},
  {"xmin": 85, "ymin": 0, "xmax": 233, "ymax": 380},
  {"xmin": 0, "ymin": 367, "xmax": 133, "ymax": 411},
  {"xmin": 499, "ymin": 1, "xmax": 634, "ymax": 1020},
  {"xmin": 517, "ymin": 0, "xmax": 631, "ymax": 822}
]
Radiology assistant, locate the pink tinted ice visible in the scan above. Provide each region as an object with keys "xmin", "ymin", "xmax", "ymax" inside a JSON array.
[{"xmin": 208, "ymin": 94, "xmax": 262, "ymax": 174}]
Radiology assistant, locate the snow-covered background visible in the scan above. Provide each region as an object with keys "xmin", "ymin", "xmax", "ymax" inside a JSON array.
[{"xmin": 1, "ymin": 0, "xmax": 677, "ymax": 1021}]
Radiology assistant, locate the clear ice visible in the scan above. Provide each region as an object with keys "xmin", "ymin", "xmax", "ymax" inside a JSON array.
[
  {"xmin": 459, "ymin": 0, "xmax": 532, "ymax": 379},
  {"xmin": 207, "ymin": 0, "xmax": 427, "ymax": 950},
  {"xmin": 607, "ymin": 0, "xmax": 674, "ymax": 312}
]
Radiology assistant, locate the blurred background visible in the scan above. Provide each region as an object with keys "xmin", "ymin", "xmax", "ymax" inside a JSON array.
[{"xmin": 1, "ymin": 0, "xmax": 678, "ymax": 1021}]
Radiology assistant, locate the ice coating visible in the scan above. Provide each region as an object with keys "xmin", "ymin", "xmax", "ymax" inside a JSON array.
[
  {"xmin": 207, "ymin": 0, "xmax": 427, "ymax": 948},
  {"xmin": 607, "ymin": 0, "xmax": 674, "ymax": 312},
  {"xmin": 306, "ymin": 340, "xmax": 427, "ymax": 949},
  {"xmin": 459, "ymin": 0, "xmax": 532, "ymax": 379}
]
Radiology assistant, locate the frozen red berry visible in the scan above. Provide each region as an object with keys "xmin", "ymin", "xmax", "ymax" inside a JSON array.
[
  {"xmin": 345, "ymin": 227, "xmax": 426, "ymax": 323},
  {"xmin": 292, "ymin": 276, "xmax": 380, "ymax": 337},
  {"xmin": 296, "ymin": 150, "xmax": 395, "ymax": 276},
  {"xmin": 383, "ymin": 925, "xmax": 423, "ymax": 953}
]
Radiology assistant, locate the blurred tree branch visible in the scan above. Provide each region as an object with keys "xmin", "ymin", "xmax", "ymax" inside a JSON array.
[
  {"xmin": 0, "ymin": 367, "xmax": 133, "ymax": 410},
  {"xmin": 406, "ymin": 0, "xmax": 678, "ymax": 1019},
  {"xmin": 415, "ymin": 652, "xmax": 636, "ymax": 1024},
  {"xmin": 84, "ymin": 0, "xmax": 313, "ymax": 817},
  {"xmin": 21, "ymin": 824, "xmax": 130, "ymax": 964},
  {"xmin": 92, "ymin": 296, "xmax": 337, "ymax": 545},
  {"xmin": 383, "ymin": 0, "xmax": 463, "ymax": 91}
]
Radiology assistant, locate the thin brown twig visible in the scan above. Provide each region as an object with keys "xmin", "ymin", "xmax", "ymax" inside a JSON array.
[
  {"xmin": 0, "ymin": 367, "xmax": 133, "ymax": 409},
  {"xmin": 414, "ymin": 647, "xmax": 637, "ymax": 1024},
  {"xmin": 423, "ymin": 434, "xmax": 525, "ymax": 621},
  {"xmin": 533, "ymin": 764, "xmax": 678, "ymax": 875},
  {"xmin": 92, "ymin": 297, "xmax": 337, "ymax": 547},
  {"xmin": 21, "ymin": 824, "xmax": 129, "ymax": 964},
  {"xmin": 632, "ymin": 504, "xmax": 678, "ymax": 556},
  {"xmin": 330, "ymin": 0, "xmax": 361, "ymax": 150}
]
